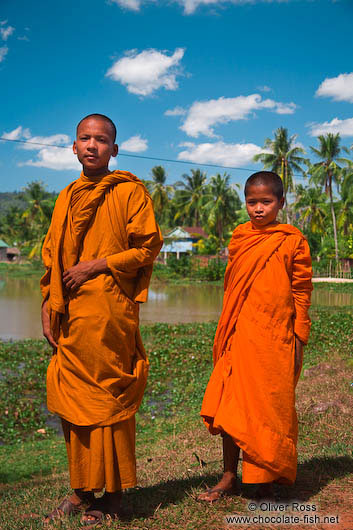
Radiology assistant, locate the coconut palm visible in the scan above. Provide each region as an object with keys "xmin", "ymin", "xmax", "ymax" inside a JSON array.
[
  {"xmin": 149, "ymin": 166, "xmax": 174, "ymax": 223},
  {"xmin": 22, "ymin": 181, "xmax": 55, "ymax": 230},
  {"xmin": 338, "ymin": 165, "xmax": 353, "ymax": 236},
  {"xmin": 253, "ymin": 127, "xmax": 307, "ymax": 219},
  {"xmin": 294, "ymin": 184, "xmax": 327, "ymax": 234},
  {"xmin": 309, "ymin": 133, "xmax": 342, "ymax": 260},
  {"xmin": 21, "ymin": 181, "xmax": 57, "ymax": 258},
  {"xmin": 174, "ymin": 169, "xmax": 208, "ymax": 226},
  {"xmin": 203, "ymin": 173, "xmax": 241, "ymax": 243}
]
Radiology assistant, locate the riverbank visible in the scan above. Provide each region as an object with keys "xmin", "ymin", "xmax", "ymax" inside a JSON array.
[
  {"xmin": 1, "ymin": 261, "xmax": 353, "ymax": 289},
  {"xmin": 0, "ymin": 311, "xmax": 352, "ymax": 529}
]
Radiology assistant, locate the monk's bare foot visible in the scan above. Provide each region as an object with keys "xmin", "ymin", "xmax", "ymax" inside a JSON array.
[
  {"xmin": 197, "ymin": 472, "xmax": 238, "ymax": 502},
  {"xmin": 254, "ymin": 482, "xmax": 275, "ymax": 500},
  {"xmin": 44, "ymin": 491, "xmax": 94, "ymax": 524},
  {"xmin": 81, "ymin": 492, "xmax": 121, "ymax": 526}
]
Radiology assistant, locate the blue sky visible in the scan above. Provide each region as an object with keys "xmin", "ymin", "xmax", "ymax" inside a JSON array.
[{"xmin": 1, "ymin": 0, "xmax": 353, "ymax": 192}]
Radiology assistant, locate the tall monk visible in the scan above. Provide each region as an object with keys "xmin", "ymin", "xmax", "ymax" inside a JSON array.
[
  {"xmin": 41, "ymin": 114, "xmax": 162, "ymax": 525},
  {"xmin": 198, "ymin": 171, "xmax": 312, "ymax": 502}
]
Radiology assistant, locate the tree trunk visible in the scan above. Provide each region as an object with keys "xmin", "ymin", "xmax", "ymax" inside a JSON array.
[
  {"xmin": 280, "ymin": 158, "xmax": 287, "ymax": 223},
  {"xmin": 328, "ymin": 173, "xmax": 339, "ymax": 261}
]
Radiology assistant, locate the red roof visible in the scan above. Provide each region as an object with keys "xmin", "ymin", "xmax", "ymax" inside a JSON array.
[{"xmin": 182, "ymin": 226, "xmax": 208, "ymax": 238}]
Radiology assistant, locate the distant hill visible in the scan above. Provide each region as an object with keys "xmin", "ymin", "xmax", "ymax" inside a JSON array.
[
  {"xmin": 0, "ymin": 190, "xmax": 58, "ymax": 217},
  {"xmin": 0, "ymin": 192, "xmax": 27, "ymax": 217}
]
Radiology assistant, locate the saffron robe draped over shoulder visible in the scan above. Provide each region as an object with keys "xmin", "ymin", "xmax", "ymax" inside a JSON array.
[
  {"xmin": 40, "ymin": 171, "xmax": 162, "ymax": 491},
  {"xmin": 200, "ymin": 221, "xmax": 312, "ymax": 485}
]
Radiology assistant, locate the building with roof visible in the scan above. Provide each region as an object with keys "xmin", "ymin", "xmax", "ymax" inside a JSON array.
[
  {"xmin": 0, "ymin": 239, "xmax": 21, "ymax": 262},
  {"xmin": 161, "ymin": 226, "xmax": 208, "ymax": 260}
]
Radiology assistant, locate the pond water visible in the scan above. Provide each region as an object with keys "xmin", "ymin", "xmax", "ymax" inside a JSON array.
[{"xmin": 0, "ymin": 276, "xmax": 352, "ymax": 340}]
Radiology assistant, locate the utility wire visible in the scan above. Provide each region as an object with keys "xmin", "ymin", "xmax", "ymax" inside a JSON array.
[{"xmin": 0, "ymin": 136, "xmax": 308, "ymax": 179}]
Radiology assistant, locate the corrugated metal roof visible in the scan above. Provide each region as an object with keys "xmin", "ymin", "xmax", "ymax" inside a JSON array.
[{"xmin": 0, "ymin": 239, "xmax": 9, "ymax": 248}]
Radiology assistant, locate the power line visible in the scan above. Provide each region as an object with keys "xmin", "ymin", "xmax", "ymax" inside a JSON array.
[{"xmin": 0, "ymin": 136, "xmax": 309, "ymax": 179}]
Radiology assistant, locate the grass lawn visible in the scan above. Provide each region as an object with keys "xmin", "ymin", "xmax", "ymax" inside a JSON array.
[{"xmin": 0, "ymin": 311, "xmax": 352, "ymax": 529}]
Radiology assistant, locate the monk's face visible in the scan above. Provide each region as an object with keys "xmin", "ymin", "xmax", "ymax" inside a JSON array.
[
  {"xmin": 73, "ymin": 118, "xmax": 118, "ymax": 176},
  {"xmin": 245, "ymin": 184, "xmax": 284, "ymax": 228}
]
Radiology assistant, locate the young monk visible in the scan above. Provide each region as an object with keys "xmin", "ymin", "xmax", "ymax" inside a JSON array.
[
  {"xmin": 41, "ymin": 114, "xmax": 162, "ymax": 525},
  {"xmin": 199, "ymin": 171, "xmax": 312, "ymax": 502}
]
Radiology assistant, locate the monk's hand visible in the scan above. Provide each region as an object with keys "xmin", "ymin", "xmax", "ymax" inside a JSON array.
[
  {"xmin": 41, "ymin": 300, "xmax": 58, "ymax": 352},
  {"xmin": 63, "ymin": 258, "xmax": 108, "ymax": 292},
  {"xmin": 294, "ymin": 336, "xmax": 304, "ymax": 377}
]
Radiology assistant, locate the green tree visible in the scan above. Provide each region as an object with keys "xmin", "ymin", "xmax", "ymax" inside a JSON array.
[
  {"xmin": 174, "ymin": 169, "xmax": 208, "ymax": 226},
  {"xmin": 203, "ymin": 173, "xmax": 241, "ymax": 244},
  {"xmin": 294, "ymin": 184, "xmax": 327, "ymax": 234},
  {"xmin": 338, "ymin": 165, "xmax": 353, "ymax": 236},
  {"xmin": 253, "ymin": 127, "xmax": 307, "ymax": 219},
  {"xmin": 309, "ymin": 133, "xmax": 342, "ymax": 260},
  {"xmin": 149, "ymin": 166, "xmax": 174, "ymax": 224},
  {"xmin": 0, "ymin": 205, "xmax": 29, "ymax": 247},
  {"xmin": 22, "ymin": 181, "xmax": 56, "ymax": 258}
]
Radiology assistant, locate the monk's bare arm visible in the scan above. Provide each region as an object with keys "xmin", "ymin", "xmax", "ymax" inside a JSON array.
[
  {"xmin": 41, "ymin": 299, "xmax": 58, "ymax": 351},
  {"xmin": 63, "ymin": 258, "xmax": 109, "ymax": 291},
  {"xmin": 294, "ymin": 336, "xmax": 304, "ymax": 377}
]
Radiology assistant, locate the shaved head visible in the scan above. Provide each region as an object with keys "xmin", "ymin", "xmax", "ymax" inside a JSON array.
[
  {"xmin": 244, "ymin": 171, "xmax": 284, "ymax": 200},
  {"xmin": 77, "ymin": 114, "xmax": 117, "ymax": 142}
]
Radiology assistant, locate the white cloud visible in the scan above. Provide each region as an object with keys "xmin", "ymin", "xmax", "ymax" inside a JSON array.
[
  {"xmin": 120, "ymin": 134, "xmax": 148, "ymax": 152},
  {"xmin": 23, "ymin": 147, "xmax": 81, "ymax": 171},
  {"xmin": 178, "ymin": 141, "xmax": 263, "ymax": 166},
  {"xmin": 180, "ymin": 94, "xmax": 297, "ymax": 137},
  {"xmin": 1, "ymin": 25, "xmax": 14, "ymax": 41},
  {"xmin": 19, "ymin": 134, "xmax": 70, "ymax": 150},
  {"xmin": 176, "ymin": 1, "xmax": 290, "ymax": 15},
  {"xmin": 0, "ymin": 46, "xmax": 8, "ymax": 62},
  {"xmin": 257, "ymin": 85, "xmax": 272, "ymax": 93},
  {"xmin": 164, "ymin": 106, "xmax": 187, "ymax": 116},
  {"xmin": 309, "ymin": 117, "xmax": 353, "ymax": 137},
  {"xmin": 111, "ymin": 0, "xmax": 141, "ymax": 10},
  {"xmin": 1, "ymin": 125, "xmax": 23, "ymax": 140},
  {"xmin": 1, "ymin": 125, "xmax": 81, "ymax": 170},
  {"xmin": 106, "ymin": 47, "xmax": 185, "ymax": 96},
  {"xmin": 316, "ymin": 72, "xmax": 353, "ymax": 104},
  {"xmin": 274, "ymin": 102, "xmax": 297, "ymax": 114}
]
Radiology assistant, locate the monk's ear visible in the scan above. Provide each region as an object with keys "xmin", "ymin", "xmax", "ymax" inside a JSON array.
[
  {"xmin": 279, "ymin": 197, "xmax": 285, "ymax": 209},
  {"xmin": 112, "ymin": 143, "xmax": 118, "ymax": 158},
  {"xmin": 73, "ymin": 141, "xmax": 77, "ymax": 155}
]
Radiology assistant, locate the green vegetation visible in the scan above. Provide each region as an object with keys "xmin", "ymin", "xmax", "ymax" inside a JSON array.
[
  {"xmin": 1, "ymin": 129, "xmax": 353, "ymax": 277},
  {"xmin": 0, "ymin": 310, "xmax": 351, "ymax": 445},
  {"xmin": 153, "ymin": 255, "xmax": 227, "ymax": 283},
  {"xmin": 0, "ymin": 262, "xmax": 44, "ymax": 277},
  {"xmin": 0, "ymin": 308, "xmax": 352, "ymax": 528},
  {"xmin": 0, "ymin": 181, "xmax": 57, "ymax": 259}
]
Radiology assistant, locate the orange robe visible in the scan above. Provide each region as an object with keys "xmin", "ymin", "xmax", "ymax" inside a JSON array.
[
  {"xmin": 40, "ymin": 171, "xmax": 162, "ymax": 492},
  {"xmin": 201, "ymin": 221, "xmax": 312, "ymax": 485}
]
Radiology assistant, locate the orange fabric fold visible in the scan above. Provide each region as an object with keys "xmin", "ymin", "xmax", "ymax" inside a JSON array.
[
  {"xmin": 62, "ymin": 418, "xmax": 136, "ymax": 492},
  {"xmin": 201, "ymin": 221, "xmax": 312, "ymax": 484},
  {"xmin": 41, "ymin": 170, "xmax": 163, "ymax": 428}
]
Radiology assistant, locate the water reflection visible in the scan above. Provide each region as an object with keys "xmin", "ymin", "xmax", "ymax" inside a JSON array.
[
  {"xmin": 0, "ymin": 276, "xmax": 352, "ymax": 340},
  {"xmin": 140, "ymin": 284, "xmax": 224, "ymax": 324}
]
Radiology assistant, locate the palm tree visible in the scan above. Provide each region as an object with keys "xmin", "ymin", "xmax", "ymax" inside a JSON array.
[
  {"xmin": 294, "ymin": 184, "xmax": 327, "ymax": 234},
  {"xmin": 22, "ymin": 181, "xmax": 55, "ymax": 229},
  {"xmin": 253, "ymin": 127, "xmax": 307, "ymax": 219},
  {"xmin": 21, "ymin": 181, "xmax": 56, "ymax": 258},
  {"xmin": 0, "ymin": 205, "xmax": 29, "ymax": 248},
  {"xmin": 149, "ymin": 166, "xmax": 174, "ymax": 223},
  {"xmin": 337, "ymin": 165, "xmax": 353, "ymax": 236},
  {"xmin": 174, "ymin": 169, "xmax": 208, "ymax": 226},
  {"xmin": 309, "ymin": 133, "xmax": 342, "ymax": 260},
  {"xmin": 203, "ymin": 173, "xmax": 241, "ymax": 244}
]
